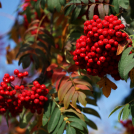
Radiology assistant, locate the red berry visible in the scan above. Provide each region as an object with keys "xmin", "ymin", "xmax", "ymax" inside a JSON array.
[
  {"xmin": 92, "ymin": 27, "xmax": 98, "ymax": 33},
  {"xmin": 96, "ymin": 48, "xmax": 102, "ymax": 53},
  {"xmin": 80, "ymin": 53, "xmax": 86, "ymax": 57},
  {"xmin": 97, "ymin": 61, "xmax": 101, "ymax": 66},
  {"xmin": 109, "ymin": 39, "xmax": 114, "ymax": 44},
  {"xmin": 93, "ymin": 15, "xmax": 99, "ymax": 20},
  {"xmin": 40, "ymin": 84, "xmax": 46, "ymax": 90},
  {"xmin": 4, "ymin": 78, "xmax": 10, "ymax": 83},
  {"xmin": 15, "ymin": 85, "xmax": 20, "ymax": 90},
  {"xmin": 20, "ymin": 85, "xmax": 25, "ymax": 90},
  {"xmin": 97, "ymin": 23, "xmax": 103, "ymax": 29},
  {"xmin": 116, "ymin": 31, "xmax": 122, "ymax": 37},
  {"xmin": 103, "ymin": 39, "xmax": 109, "ymax": 44},
  {"xmin": 105, "ymin": 44, "xmax": 111, "ymax": 50},
  {"xmin": 4, "ymin": 73, "xmax": 10, "ymax": 78},
  {"xmin": 99, "ymin": 56, "xmax": 106, "ymax": 62},
  {"xmin": 23, "ymin": 71, "xmax": 29, "ymax": 76},
  {"xmin": 98, "ymin": 40, "xmax": 104, "ymax": 47},
  {"xmin": 10, "ymin": 76, "xmax": 15, "ymax": 81},
  {"xmin": 102, "ymin": 30, "xmax": 108, "ymax": 37},
  {"xmin": 34, "ymin": 99, "xmax": 39, "ymax": 104},
  {"xmin": 18, "ymin": 73, "xmax": 23, "ymax": 78},
  {"xmin": 33, "ymin": 81, "xmax": 39, "ymax": 86},
  {"xmin": 14, "ymin": 69, "xmax": 19, "ymax": 75},
  {"xmin": 92, "ymin": 22, "xmax": 97, "ymax": 27}
]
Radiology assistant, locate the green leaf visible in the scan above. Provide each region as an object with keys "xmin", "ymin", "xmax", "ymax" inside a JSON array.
[
  {"xmin": 84, "ymin": 115, "xmax": 97, "ymax": 130},
  {"xmin": 19, "ymin": 112, "xmax": 33, "ymax": 128},
  {"xmin": 86, "ymin": 98, "xmax": 97, "ymax": 106},
  {"xmin": 66, "ymin": 124, "xmax": 76, "ymax": 134},
  {"xmin": 55, "ymin": 0, "xmax": 61, "ymax": 12},
  {"xmin": 26, "ymin": 6, "xmax": 32, "ymax": 23},
  {"xmin": 130, "ymin": 103, "xmax": 134, "ymax": 118},
  {"xmin": 122, "ymin": 104, "xmax": 130, "ymax": 120},
  {"xmin": 70, "ymin": 122, "xmax": 84, "ymax": 131},
  {"xmin": 44, "ymin": 100, "xmax": 51, "ymax": 118},
  {"xmin": 59, "ymin": 0, "xmax": 66, "ymax": 5},
  {"xmin": 47, "ymin": 0, "xmax": 54, "ymax": 12},
  {"xmin": 35, "ymin": 48, "xmax": 47, "ymax": 61},
  {"xmin": 90, "ymin": 0, "xmax": 95, "ymax": 2},
  {"xmin": 78, "ymin": 91, "xmax": 87, "ymax": 107},
  {"xmin": 42, "ymin": 114, "xmax": 49, "ymax": 126},
  {"xmin": 132, "ymin": 117, "xmax": 134, "ymax": 126},
  {"xmin": 71, "ymin": 5, "xmax": 82, "ymax": 21},
  {"xmin": 123, "ymin": 61, "xmax": 134, "ymax": 81},
  {"xmin": 118, "ymin": 0, "xmax": 129, "ymax": 9},
  {"xmin": 52, "ymin": 115, "xmax": 64, "ymax": 134},
  {"xmin": 81, "ymin": 0, "xmax": 88, "ymax": 4},
  {"xmin": 118, "ymin": 108, "xmax": 124, "ymax": 122},
  {"xmin": 51, "ymin": 101, "xmax": 56, "ymax": 114},
  {"xmin": 58, "ymin": 121, "xmax": 66, "ymax": 134},
  {"xmin": 111, "ymin": 0, "xmax": 119, "ymax": 13},
  {"xmin": 32, "ymin": 54, "xmax": 40, "ymax": 69},
  {"xmin": 48, "ymin": 107, "xmax": 61, "ymax": 133},
  {"xmin": 6, "ymin": 110, "xmax": 9, "ymax": 127},
  {"xmin": 64, "ymin": 5, "xmax": 76, "ymax": 16},
  {"xmin": 109, "ymin": 106, "xmax": 123, "ymax": 117},
  {"xmin": 68, "ymin": 117, "xmax": 88, "ymax": 131},
  {"xmin": 83, "ymin": 108, "xmax": 101, "ymax": 118},
  {"xmin": 88, "ymin": 4, "xmax": 96, "ymax": 20}
]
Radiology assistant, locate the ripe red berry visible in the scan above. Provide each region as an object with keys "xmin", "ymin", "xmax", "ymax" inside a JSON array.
[
  {"xmin": 109, "ymin": 39, "xmax": 114, "ymax": 44},
  {"xmin": 99, "ymin": 56, "xmax": 106, "ymax": 62},
  {"xmin": 4, "ymin": 78, "xmax": 10, "ymax": 83},
  {"xmin": 18, "ymin": 73, "xmax": 23, "ymax": 78},
  {"xmin": 14, "ymin": 69, "xmax": 19, "ymax": 75},
  {"xmin": 80, "ymin": 53, "xmax": 86, "ymax": 57},
  {"xmin": 116, "ymin": 31, "xmax": 122, "ymax": 37},
  {"xmin": 98, "ymin": 40, "xmax": 104, "ymax": 47},
  {"xmin": 96, "ymin": 48, "xmax": 102, "ymax": 53},
  {"xmin": 40, "ymin": 84, "xmax": 46, "ymax": 90},
  {"xmin": 34, "ymin": 99, "xmax": 39, "ymax": 104},
  {"xmin": 93, "ymin": 15, "xmax": 99, "ymax": 20},
  {"xmin": 97, "ymin": 23, "xmax": 103, "ymax": 29},
  {"xmin": 33, "ymin": 81, "xmax": 39, "ymax": 86},
  {"xmin": 10, "ymin": 76, "xmax": 15, "ymax": 81},
  {"xmin": 23, "ymin": 71, "xmax": 29, "ymax": 77},
  {"xmin": 92, "ymin": 27, "xmax": 98, "ymax": 33},
  {"xmin": 4, "ymin": 73, "xmax": 10, "ymax": 78},
  {"xmin": 105, "ymin": 44, "xmax": 111, "ymax": 50}
]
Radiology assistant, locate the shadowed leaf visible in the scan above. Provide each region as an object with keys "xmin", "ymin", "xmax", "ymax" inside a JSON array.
[
  {"xmin": 98, "ymin": 4, "xmax": 105, "ymax": 19},
  {"xmin": 88, "ymin": 4, "xmax": 96, "ymax": 19}
]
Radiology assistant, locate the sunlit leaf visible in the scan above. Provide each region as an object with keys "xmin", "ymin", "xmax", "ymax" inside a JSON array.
[
  {"xmin": 88, "ymin": 4, "xmax": 96, "ymax": 19},
  {"xmin": 98, "ymin": 4, "xmax": 105, "ymax": 19},
  {"xmin": 78, "ymin": 91, "xmax": 87, "ymax": 107},
  {"xmin": 122, "ymin": 104, "xmax": 130, "ymax": 120}
]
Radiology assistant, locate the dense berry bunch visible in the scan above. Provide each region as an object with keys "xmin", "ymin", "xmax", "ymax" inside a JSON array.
[
  {"xmin": 73, "ymin": 15, "xmax": 132, "ymax": 80},
  {"xmin": 0, "ymin": 69, "xmax": 48, "ymax": 116},
  {"xmin": 120, "ymin": 120, "xmax": 134, "ymax": 133}
]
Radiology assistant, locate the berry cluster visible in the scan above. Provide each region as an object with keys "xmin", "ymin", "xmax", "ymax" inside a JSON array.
[
  {"xmin": 73, "ymin": 15, "xmax": 132, "ymax": 80},
  {"xmin": 120, "ymin": 120, "xmax": 134, "ymax": 133},
  {"xmin": 0, "ymin": 69, "xmax": 48, "ymax": 116}
]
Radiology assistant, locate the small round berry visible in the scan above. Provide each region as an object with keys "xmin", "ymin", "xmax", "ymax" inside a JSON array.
[
  {"xmin": 87, "ymin": 68, "xmax": 92, "ymax": 74},
  {"xmin": 117, "ymin": 20, "xmax": 122, "ymax": 25},
  {"xmin": 20, "ymin": 85, "xmax": 25, "ymax": 90},
  {"xmin": 81, "ymin": 42, "xmax": 86, "ymax": 47},
  {"xmin": 40, "ymin": 84, "xmax": 46, "ymax": 90},
  {"xmin": 122, "ymin": 33, "xmax": 127, "ymax": 38},
  {"xmin": 94, "ymin": 42, "xmax": 99, "ymax": 47},
  {"xmin": 97, "ymin": 29, "xmax": 103, "ymax": 35},
  {"xmin": 119, "ymin": 24, "xmax": 125, "ymax": 29},
  {"xmin": 92, "ymin": 22, "xmax": 97, "ymax": 27},
  {"xmin": 6, "ymin": 86, "xmax": 11, "ymax": 91},
  {"xmin": 4, "ymin": 73, "xmax": 10, "ymax": 78},
  {"xmin": 114, "ymin": 41, "xmax": 118, "ymax": 47},
  {"xmin": 34, "ymin": 99, "xmax": 39, "ymax": 104},
  {"xmin": 97, "ymin": 23, "xmax": 103, "ymax": 29},
  {"xmin": 14, "ymin": 69, "xmax": 19, "ymax": 75},
  {"xmin": 93, "ymin": 15, "xmax": 99, "ymax": 20},
  {"xmin": 80, "ymin": 53, "xmax": 86, "ymax": 57},
  {"xmin": 99, "ymin": 35, "xmax": 104, "ymax": 40},
  {"xmin": 36, "ymin": 89, "xmax": 42, "ymax": 94},
  {"xmin": 88, "ymin": 59, "xmax": 94, "ymax": 64},
  {"xmin": 85, "ymin": 56, "xmax": 88, "ymax": 61},
  {"xmin": 114, "ymin": 25, "xmax": 119, "ymax": 31},
  {"xmin": 31, "ymin": 95, "xmax": 35, "ymax": 100},
  {"xmin": 33, "ymin": 81, "xmax": 39, "ymax": 86},
  {"xmin": 15, "ymin": 85, "xmax": 20, "ymax": 90},
  {"xmin": 35, "ymin": 93, "xmax": 39, "ymax": 98},
  {"xmin": 17, "ymin": 73, "xmax": 23, "ymax": 78},
  {"xmin": 10, "ymin": 76, "xmax": 15, "ymax": 81},
  {"xmin": 23, "ymin": 71, "xmax": 29, "ymax": 77},
  {"xmin": 109, "ymin": 24, "xmax": 113, "ymax": 29},
  {"xmin": 97, "ymin": 61, "xmax": 102, "ymax": 66},
  {"xmin": 87, "ymin": 25, "xmax": 92, "ymax": 30},
  {"xmin": 105, "ymin": 44, "xmax": 111, "ymax": 50},
  {"xmin": 116, "ymin": 31, "xmax": 122, "ymax": 37},
  {"xmin": 91, "ymin": 46, "xmax": 96, "ymax": 52},
  {"xmin": 96, "ymin": 19, "xmax": 101, "ymax": 23},
  {"xmin": 109, "ymin": 39, "xmax": 114, "ymax": 44},
  {"xmin": 98, "ymin": 40, "xmax": 104, "ymax": 47},
  {"xmin": 4, "ymin": 78, "xmax": 10, "ymax": 83},
  {"xmin": 25, "ymin": 96, "xmax": 30, "ymax": 101},
  {"xmin": 92, "ymin": 27, "xmax": 98, "ymax": 33},
  {"xmin": 102, "ymin": 30, "xmax": 108, "ymax": 37},
  {"xmin": 96, "ymin": 48, "xmax": 102, "ymax": 53},
  {"xmin": 39, "ymin": 96, "xmax": 45, "ymax": 101},
  {"xmin": 99, "ymin": 56, "xmax": 106, "ymax": 62},
  {"xmin": 103, "ymin": 39, "xmax": 109, "ymax": 44}
]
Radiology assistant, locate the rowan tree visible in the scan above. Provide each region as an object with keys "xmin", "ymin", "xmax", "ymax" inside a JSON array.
[{"xmin": 0, "ymin": 0, "xmax": 134, "ymax": 134}]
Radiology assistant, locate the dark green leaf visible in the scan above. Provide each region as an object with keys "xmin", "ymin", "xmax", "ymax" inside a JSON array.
[
  {"xmin": 6, "ymin": 110, "xmax": 9, "ymax": 127},
  {"xmin": 52, "ymin": 115, "xmax": 64, "ymax": 134},
  {"xmin": 48, "ymin": 107, "xmax": 61, "ymax": 133},
  {"xmin": 47, "ymin": 0, "xmax": 55, "ymax": 12},
  {"xmin": 81, "ymin": 0, "xmax": 88, "ymax": 4},
  {"xmin": 132, "ymin": 117, "xmax": 134, "ymax": 126},
  {"xmin": 42, "ymin": 114, "xmax": 49, "ymax": 126},
  {"xmin": 55, "ymin": 0, "xmax": 61, "ymax": 12},
  {"xmin": 64, "ymin": 5, "xmax": 76, "ymax": 16},
  {"xmin": 84, "ymin": 115, "xmax": 97, "ymax": 130},
  {"xmin": 20, "ymin": 112, "xmax": 33, "ymax": 128},
  {"xmin": 70, "ymin": 122, "xmax": 84, "ymax": 131},
  {"xmin": 35, "ymin": 48, "xmax": 47, "ymax": 61},
  {"xmin": 109, "ymin": 106, "xmax": 123, "ymax": 117},
  {"xmin": 71, "ymin": 5, "xmax": 82, "ymax": 21},
  {"xmin": 49, "ymin": 88, "xmax": 57, "ymax": 94},
  {"xmin": 118, "ymin": 108, "xmax": 124, "ymax": 121},
  {"xmin": 122, "ymin": 104, "xmax": 130, "ymax": 120},
  {"xmin": 59, "ymin": 0, "xmax": 66, "ymax": 5},
  {"xmin": 124, "ymin": 61, "xmax": 134, "ymax": 81},
  {"xmin": 68, "ymin": 117, "xmax": 88, "ymax": 131},
  {"xmin": 111, "ymin": 0, "xmax": 119, "ymax": 13},
  {"xmin": 118, "ymin": 0, "xmax": 129, "ymax": 9},
  {"xmin": 26, "ymin": 6, "xmax": 32, "ymax": 23},
  {"xmin": 83, "ymin": 108, "xmax": 101, "ymax": 118},
  {"xmin": 86, "ymin": 98, "xmax": 97, "ymax": 106},
  {"xmin": 51, "ymin": 101, "xmax": 56, "ymax": 114},
  {"xmin": 44, "ymin": 100, "xmax": 51, "ymax": 118},
  {"xmin": 32, "ymin": 54, "xmax": 40, "ymax": 69},
  {"xmin": 66, "ymin": 124, "xmax": 76, "ymax": 134},
  {"xmin": 41, "ymin": 0, "xmax": 46, "ymax": 9},
  {"xmin": 37, "ymin": 41, "xmax": 49, "ymax": 52},
  {"xmin": 58, "ymin": 121, "xmax": 66, "ymax": 134},
  {"xmin": 130, "ymin": 103, "xmax": 134, "ymax": 118}
]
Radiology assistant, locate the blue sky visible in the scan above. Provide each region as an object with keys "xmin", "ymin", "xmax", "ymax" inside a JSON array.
[{"xmin": 0, "ymin": 1, "xmax": 132, "ymax": 134}]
